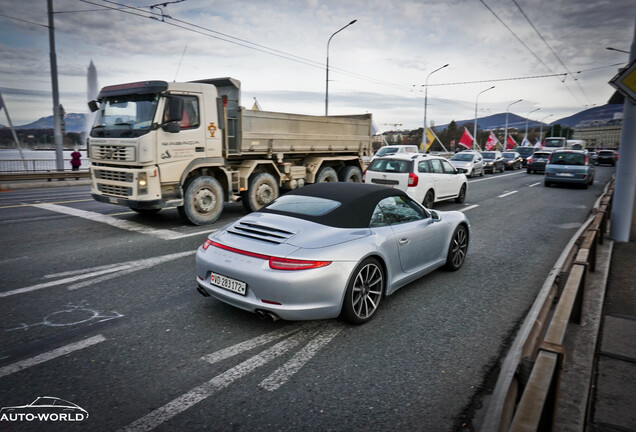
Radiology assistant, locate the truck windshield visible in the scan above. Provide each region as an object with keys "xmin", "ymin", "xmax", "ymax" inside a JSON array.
[
  {"xmin": 90, "ymin": 94, "xmax": 159, "ymax": 138},
  {"xmin": 544, "ymin": 138, "xmax": 565, "ymax": 148}
]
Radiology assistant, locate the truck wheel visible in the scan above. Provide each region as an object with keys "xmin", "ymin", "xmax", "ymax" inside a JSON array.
[
  {"xmin": 181, "ymin": 176, "xmax": 224, "ymax": 225},
  {"xmin": 243, "ymin": 173, "xmax": 279, "ymax": 212},
  {"xmin": 315, "ymin": 167, "xmax": 338, "ymax": 183},
  {"xmin": 338, "ymin": 166, "xmax": 362, "ymax": 182}
]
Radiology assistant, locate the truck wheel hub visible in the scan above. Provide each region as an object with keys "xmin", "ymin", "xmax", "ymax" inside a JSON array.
[
  {"xmin": 195, "ymin": 189, "xmax": 216, "ymax": 213},
  {"xmin": 256, "ymin": 184, "xmax": 274, "ymax": 205}
]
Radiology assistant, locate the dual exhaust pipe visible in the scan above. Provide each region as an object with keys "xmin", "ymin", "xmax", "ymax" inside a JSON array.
[{"xmin": 197, "ymin": 286, "xmax": 280, "ymax": 322}]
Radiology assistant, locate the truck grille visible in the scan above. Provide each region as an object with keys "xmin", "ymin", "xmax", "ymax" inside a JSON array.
[
  {"xmin": 93, "ymin": 169, "xmax": 132, "ymax": 182},
  {"xmin": 92, "ymin": 145, "xmax": 135, "ymax": 162},
  {"xmin": 98, "ymin": 184, "xmax": 131, "ymax": 197}
]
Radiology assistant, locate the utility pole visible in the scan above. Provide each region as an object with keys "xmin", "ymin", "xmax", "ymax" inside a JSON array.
[
  {"xmin": 48, "ymin": 0, "xmax": 64, "ymax": 171},
  {"xmin": 610, "ymin": 16, "xmax": 636, "ymax": 242}
]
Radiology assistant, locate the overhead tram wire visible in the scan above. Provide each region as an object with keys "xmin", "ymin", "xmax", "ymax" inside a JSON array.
[
  {"xmin": 69, "ymin": 1, "xmax": 622, "ymax": 108},
  {"xmin": 82, "ymin": 0, "xmax": 409, "ymax": 92},
  {"xmin": 511, "ymin": 0, "xmax": 592, "ymax": 105},
  {"xmin": 477, "ymin": 0, "xmax": 584, "ymax": 106}
]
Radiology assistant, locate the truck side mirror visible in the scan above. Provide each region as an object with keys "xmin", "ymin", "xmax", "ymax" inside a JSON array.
[
  {"xmin": 163, "ymin": 122, "xmax": 181, "ymax": 133},
  {"xmin": 164, "ymin": 96, "xmax": 184, "ymax": 123},
  {"xmin": 88, "ymin": 100, "xmax": 99, "ymax": 112}
]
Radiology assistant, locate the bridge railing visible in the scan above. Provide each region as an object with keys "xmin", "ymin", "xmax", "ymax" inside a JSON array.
[{"xmin": 480, "ymin": 177, "xmax": 615, "ymax": 432}]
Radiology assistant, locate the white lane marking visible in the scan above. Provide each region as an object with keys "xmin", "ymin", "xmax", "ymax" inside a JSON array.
[
  {"xmin": 201, "ymin": 323, "xmax": 315, "ymax": 365},
  {"xmin": 0, "ymin": 334, "xmax": 106, "ymax": 378},
  {"xmin": 0, "ymin": 251, "xmax": 195, "ymax": 298},
  {"xmin": 32, "ymin": 203, "xmax": 213, "ymax": 240},
  {"xmin": 498, "ymin": 190, "xmax": 518, "ymax": 198},
  {"xmin": 118, "ymin": 327, "xmax": 319, "ymax": 432},
  {"xmin": 460, "ymin": 204, "xmax": 479, "ymax": 212},
  {"xmin": 259, "ymin": 323, "xmax": 345, "ymax": 391},
  {"xmin": 469, "ymin": 171, "xmax": 525, "ymax": 183},
  {"xmin": 528, "ymin": 182, "xmax": 541, "ymax": 187}
]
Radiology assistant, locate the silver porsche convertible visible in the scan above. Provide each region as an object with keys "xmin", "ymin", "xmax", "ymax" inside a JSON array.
[{"xmin": 196, "ymin": 182, "xmax": 470, "ymax": 324}]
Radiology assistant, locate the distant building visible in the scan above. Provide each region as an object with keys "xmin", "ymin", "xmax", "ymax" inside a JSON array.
[{"xmin": 572, "ymin": 119, "xmax": 622, "ymax": 149}]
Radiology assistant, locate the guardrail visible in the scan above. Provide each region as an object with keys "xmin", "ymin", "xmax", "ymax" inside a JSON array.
[
  {"xmin": 0, "ymin": 171, "xmax": 90, "ymax": 182},
  {"xmin": 0, "ymin": 159, "xmax": 88, "ymax": 173},
  {"xmin": 480, "ymin": 177, "xmax": 615, "ymax": 432}
]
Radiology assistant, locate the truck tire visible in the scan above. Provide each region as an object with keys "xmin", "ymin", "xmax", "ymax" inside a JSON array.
[
  {"xmin": 338, "ymin": 166, "xmax": 362, "ymax": 183},
  {"xmin": 243, "ymin": 172, "xmax": 279, "ymax": 212},
  {"xmin": 315, "ymin": 167, "xmax": 338, "ymax": 183},
  {"xmin": 180, "ymin": 176, "xmax": 224, "ymax": 225}
]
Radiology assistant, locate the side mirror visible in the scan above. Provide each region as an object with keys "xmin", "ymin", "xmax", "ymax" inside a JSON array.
[
  {"xmin": 456, "ymin": 168, "xmax": 467, "ymax": 174},
  {"xmin": 88, "ymin": 100, "xmax": 99, "ymax": 113},
  {"xmin": 430, "ymin": 210, "xmax": 440, "ymax": 221},
  {"xmin": 163, "ymin": 122, "xmax": 181, "ymax": 133},
  {"xmin": 164, "ymin": 96, "xmax": 184, "ymax": 123}
]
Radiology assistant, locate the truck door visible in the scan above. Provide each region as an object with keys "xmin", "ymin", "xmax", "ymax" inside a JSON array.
[{"xmin": 157, "ymin": 94, "xmax": 204, "ymax": 180}]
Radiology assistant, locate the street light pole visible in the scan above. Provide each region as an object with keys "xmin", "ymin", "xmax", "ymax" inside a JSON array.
[
  {"xmin": 421, "ymin": 63, "xmax": 448, "ymax": 151},
  {"xmin": 473, "ymin": 86, "xmax": 495, "ymax": 149},
  {"xmin": 525, "ymin": 108, "xmax": 540, "ymax": 141},
  {"xmin": 47, "ymin": 0, "xmax": 64, "ymax": 171},
  {"xmin": 503, "ymin": 99, "xmax": 522, "ymax": 151},
  {"xmin": 539, "ymin": 114, "xmax": 553, "ymax": 144},
  {"xmin": 325, "ymin": 19, "xmax": 356, "ymax": 116}
]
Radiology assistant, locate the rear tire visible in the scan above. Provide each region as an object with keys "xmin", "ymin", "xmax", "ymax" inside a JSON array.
[
  {"xmin": 181, "ymin": 176, "xmax": 224, "ymax": 225},
  {"xmin": 423, "ymin": 190, "xmax": 435, "ymax": 209},
  {"xmin": 338, "ymin": 166, "xmax": 362, "ymax": 183},
  {"xmin": 243, "ymin": 172, "xmax": 279, "ymax": 212},
  {"xmin": 315, "ymin": 167, "xmax": 338, "ymax": 183},
  {"xmin": 455, "ymin": 184, "xmax": 466, "ymax": 203},
  {"xmin": 341, "ymin": 258, "xmax": 384, "ymax": 325},
  {"xmin": 445, "ymin": 224, "xmax": 468, "ymax": 271}
]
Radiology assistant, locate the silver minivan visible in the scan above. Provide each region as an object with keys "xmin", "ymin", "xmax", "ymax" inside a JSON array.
[{"xmin": 544, "ymin": 150, "xmax": 595, "ymax": 188}]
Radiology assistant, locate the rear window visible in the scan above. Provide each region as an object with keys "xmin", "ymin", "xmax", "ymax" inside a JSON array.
[
  {"xmin": 367, "ymin": 158, "xmax": 413, "ymax": 173},
  {"xmin": 549, "ymin": 152, "xmax": 586, "ymax": 166},
  {"xmin": 598, "ymin": 151, "xmax": 614, "ymax": 156},
  {"xmin": 533, "ymin": 152, "xmax": 550, "ymax": 158},
  {"xmin": 266, "ymin": 195, "xmax": 340, "ymax": 216}
]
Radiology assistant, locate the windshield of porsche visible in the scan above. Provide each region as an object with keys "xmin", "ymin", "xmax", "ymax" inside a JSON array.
[{"xmin": 90, "ymin": 94, "xmax": 159, "ymax": 138}]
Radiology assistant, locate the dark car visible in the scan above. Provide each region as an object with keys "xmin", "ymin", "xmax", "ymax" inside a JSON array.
[
  {"xmin": 545, "ymin": 150, "xmax": 595, "ymax": 188},
  {"xmin": 595, "ymin": 150, "xmax": 618, "ymax": 166},
  {"xmin": 515, "ymin": 147, "xmax": 535, "ymax": 167},
  {"xmin": 502, "ymin": 151, "xmax": 523, "ymax": 170},
  {"xmin": 526, "ymin": 151, "xmax": 551, "ymax": 173},
  {"xmin": 480, "ymin": 151, "xmax": 505, "ymax": 173}
]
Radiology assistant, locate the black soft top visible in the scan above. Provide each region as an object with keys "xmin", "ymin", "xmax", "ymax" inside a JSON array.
[{"xmin": 259, "ymin": 182, "xmax": 407, "ymax": 228}]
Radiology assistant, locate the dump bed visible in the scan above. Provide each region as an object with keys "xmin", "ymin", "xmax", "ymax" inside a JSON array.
[{"xmin": 234, "ymin": 109, "xmax": 373, "ymax": 156}]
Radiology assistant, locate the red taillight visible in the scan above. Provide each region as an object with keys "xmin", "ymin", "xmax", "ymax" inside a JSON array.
[
  {"xmin": 269, "ymin": 257, "xmax": 331, "ymax": 271},
  {"xmin": 408, "ymin": 172, "xmax": 419, "ymax": 187},
  {"xmin": 527, "ymin": 156, "xmax": 533, "ymax": 163},
  {"xmin": 362, "ymin": 170, "xmax": 367, "ymax": 183},
  {"xmin": 210, "ymin": 242, "xmax": 331, "ymax": 270},
  {"xmin": 202, "ymin": 238, "xmax": 213, "ymax": 250},
  {"xmin": 584, "ymin": 155, "xmax": 589, "ymax": 165}
]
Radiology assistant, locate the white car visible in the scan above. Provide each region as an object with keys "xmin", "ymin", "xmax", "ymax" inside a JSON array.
[
  {"xmin": 363, "ymin": 153, "xmax": 467, "ymax": 208},
  {"xmin": 449, "ymin": 151, "xmax": 485, "ymax": 177},
  {"xmin": 370, "ymin": 145, "xmax": 419, "ymax": 161}
]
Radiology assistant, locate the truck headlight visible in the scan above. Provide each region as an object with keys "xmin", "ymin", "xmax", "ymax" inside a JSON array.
[{"xmin": 138, "ymin": 172, "xmax": 148, "ymax": 194}]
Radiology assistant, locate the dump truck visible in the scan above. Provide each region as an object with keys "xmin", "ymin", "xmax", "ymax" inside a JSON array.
[{"xmin": 87, "ymin": 78, "xmax": 373, "ymax": 224}]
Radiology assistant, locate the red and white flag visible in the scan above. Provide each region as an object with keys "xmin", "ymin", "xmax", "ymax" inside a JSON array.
[
  {"xmin": 458, "ymin": 128, "xmax": 473, "ymax": 149},
  {"xmin": 506, "ymin": 135, "xmax": 517, "ymax": 149},
  {"xmin": 485, "ymin": 131, "xmax": 499, "ymax": 150}
]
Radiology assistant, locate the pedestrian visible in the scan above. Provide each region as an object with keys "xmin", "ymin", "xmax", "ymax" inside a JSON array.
[{"xmin": 70, "ymin": 148, "xmax": 82, "ymax": 171}]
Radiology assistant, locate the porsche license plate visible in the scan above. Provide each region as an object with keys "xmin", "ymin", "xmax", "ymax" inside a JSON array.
[{"xmin": 210, "ymin": 271, "xmax": 246, "ymax": 295}]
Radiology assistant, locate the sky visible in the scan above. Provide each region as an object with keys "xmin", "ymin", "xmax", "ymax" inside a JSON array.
[{"xmin": 0, "ymin": 0, "xmax": 635, "ymax": 132}]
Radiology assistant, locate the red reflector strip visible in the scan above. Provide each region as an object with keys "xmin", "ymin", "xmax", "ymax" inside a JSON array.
[
  {"xmin": 211, "ymin": 242, "xmax": 331, "ymax": 270},
  {"xmin": 261, "ymin": 299, "xmax": 282, "ymax": 305},
  {"xmin": 212, "ymin": 242, "xmax": 269, "ymax": 260}
]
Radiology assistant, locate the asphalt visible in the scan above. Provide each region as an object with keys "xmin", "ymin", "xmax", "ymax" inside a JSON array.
[{"xmin": 1, "ymin": 177, "xmax": 634, "ymax": 431}]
